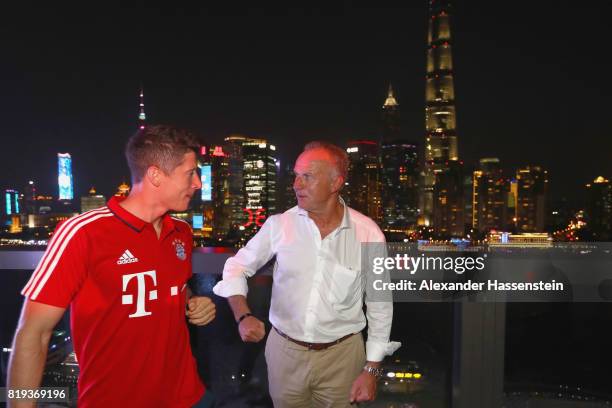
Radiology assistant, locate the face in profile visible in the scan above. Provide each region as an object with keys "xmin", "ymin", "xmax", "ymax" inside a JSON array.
[
  {"xmin": 293, "ymin": 148, "xmax": 342, "ymax": 212},
  {"xmin": 158, "ymin": 151, "xmax": 202, "ymax": 212}
]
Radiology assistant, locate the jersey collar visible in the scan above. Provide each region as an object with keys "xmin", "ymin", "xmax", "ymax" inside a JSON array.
[
  {"xmin": 108, "ymin": 196, "xmax": 178, "ymax": 238},
  {"xmin": 108, "ymin": 196, "xmax": 147, "ymax": 232}
]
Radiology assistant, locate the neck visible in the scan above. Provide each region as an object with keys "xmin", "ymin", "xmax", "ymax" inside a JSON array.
[
  {"xmin": 119, "ymin": 184, "xmax": 166, "ymax": 229},
  {"xmin": 307, "ymin": 197, "xmax": 344, "ymax": 228}
]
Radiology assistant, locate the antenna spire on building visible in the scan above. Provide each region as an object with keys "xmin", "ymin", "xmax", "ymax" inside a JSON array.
[
  {"xmin": 383, "ymin": 83, "xmax": 398, "ymax": 107},
  {"xmin": 138, "ymin": 85, "xmax": 146, "ymax": 130}
]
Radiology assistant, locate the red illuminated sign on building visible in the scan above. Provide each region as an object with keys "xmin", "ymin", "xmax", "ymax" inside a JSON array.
[{"xmin": 242, "ymin": 208, "xmax": 266, "ymax": 228}]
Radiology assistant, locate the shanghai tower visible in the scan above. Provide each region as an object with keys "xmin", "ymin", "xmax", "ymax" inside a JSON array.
[{"xmin": 421, "ymin": 0, "xmax": 460, "ymax": 227}]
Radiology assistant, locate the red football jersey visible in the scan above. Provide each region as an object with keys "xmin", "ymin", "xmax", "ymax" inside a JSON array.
[{"xmin": 21, "ymin": 197, "xmax": 205, "ymax": 408}]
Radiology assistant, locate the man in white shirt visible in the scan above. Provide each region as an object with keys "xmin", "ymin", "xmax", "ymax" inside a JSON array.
[{"xmin": 213, "ymin": 141, "xmax": 399, "ymax": 407}]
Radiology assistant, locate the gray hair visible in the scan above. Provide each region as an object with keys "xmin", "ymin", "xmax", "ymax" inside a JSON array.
[{"xmin": 303, "ymin": 141, "xmax": 349, "ymax": 180}]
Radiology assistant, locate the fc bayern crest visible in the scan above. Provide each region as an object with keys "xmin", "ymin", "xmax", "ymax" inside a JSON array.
[{"xmin": 173, "ymin": 239, "xmax": 187, "ymax": 261}]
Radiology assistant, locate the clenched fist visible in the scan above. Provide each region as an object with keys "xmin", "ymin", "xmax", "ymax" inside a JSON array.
[
  {"xmin": 186, "ymin": 296, "xmax": 216, "ymax": 326},
  {"xmin": 349, "ymin": 371, "xmax": 377, "ymax": 403},
  {"xmin": 238, "ymin": 315, "xmax": 266, "ymax": 342}
]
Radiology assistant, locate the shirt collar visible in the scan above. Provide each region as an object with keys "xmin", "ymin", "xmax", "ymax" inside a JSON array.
[
  {"xmin": 338, "ymin": 197, "xmax": 351, "ymax": 231},
  {"xmin": 296, "ymin": 196, "xmax": 352, "ymax": 232},
  {"xmin": 107, "ymin": 196, "xmax": 178, "ymax": 236}
]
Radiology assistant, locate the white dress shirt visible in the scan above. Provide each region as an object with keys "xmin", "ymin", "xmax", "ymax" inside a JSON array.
[{"xmin": 213, "ymin": 199, "xmax": 400, "ymax": 362}]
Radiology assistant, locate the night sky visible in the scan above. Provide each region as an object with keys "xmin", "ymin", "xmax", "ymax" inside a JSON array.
[{"xmin": 1, "ymin": 3, "xmax": 609, "ymax": 208}]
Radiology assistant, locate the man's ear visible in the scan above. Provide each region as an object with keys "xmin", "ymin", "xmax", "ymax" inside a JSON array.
[
  {"xmin": 145, "ymin": 165, "xmax": 162, "ymax": 188},
  {"xmin": 330, "ymin": 174, "xmax": 344, "ymax": 193}
]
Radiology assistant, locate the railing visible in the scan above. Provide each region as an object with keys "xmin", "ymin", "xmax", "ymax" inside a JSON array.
[
  {"xmin": 0, "ymin": 249, "xmax": 453, "ymax": 407},
  {"xmin": 2, "ymin": 248, "xmax": 612, "ymax": 407}
]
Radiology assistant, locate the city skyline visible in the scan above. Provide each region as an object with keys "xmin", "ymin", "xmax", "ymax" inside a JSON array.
[
  {"xmin": 2, "ymin": 6, "xmax": 611, "ymax": 402},
  {"xmin": 1, "ymin": 3, "xmax": 609, "ymax": 206}
]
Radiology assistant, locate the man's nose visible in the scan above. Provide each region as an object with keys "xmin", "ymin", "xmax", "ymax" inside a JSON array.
[
  {"xmin": 293, "ymin": 176, "xmax": 303, "ymax": 190},
  {"xmin": 193, "ymin": 173, "xmax": 202, "ymax": 189}
]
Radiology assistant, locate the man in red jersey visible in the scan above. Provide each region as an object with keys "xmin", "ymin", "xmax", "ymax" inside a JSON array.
[{"xmin": 7, "ymin": 125, "xmax": 215, "ymax": 408}]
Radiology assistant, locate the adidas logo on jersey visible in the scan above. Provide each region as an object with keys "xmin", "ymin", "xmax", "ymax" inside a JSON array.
[{"xmin": 117, "ymin": 249, "xmax": 139, "ymax": 265}]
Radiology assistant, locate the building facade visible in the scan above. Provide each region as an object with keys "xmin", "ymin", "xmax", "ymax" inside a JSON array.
[
  {"xmin": 57, "ymin": 153, "xmax": 74, "ymax": 201},
  {"xmin": 472, "ymin": 158, "xmax": 509, "ymax": 234},
  {"xmin": 515, "ymin": 166, "xmax": 548, "ymax": 232},
  {"xmin": 433, "ymin": 160, "xmax": 464, "ymax": 237},
  {"xmin": 585, "ymin": 176, "xmax": 612, "ymax": 240},
  {"xmin": 345, "ymin": 140, "xmax": 382, "ymax": 223},
  {"xmin": 422, "ymin": 0, "xmax": 460, "ymax": 228},
  {"xmin": 222, "ymin": 135, "xmax": 278, "ymax": 242},
  {"xmin": 380, "ymin": 141, "xmax": 419, "ymax": 230},
  {"xmin": 80, "ymin": 187, "xmax": 106, "ymax": 213}
]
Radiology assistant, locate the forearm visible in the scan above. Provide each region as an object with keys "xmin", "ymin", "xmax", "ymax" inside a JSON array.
[
  {"xmin": 227, "ymin": 295, "xmax": 252, "ymax": 322},
  {"xmin": 213, "ymin": 218, "xmax": 276, "ymax": 299},
  {"xmin": 7, "ymin": 328, "xmax": 52, "ymax": 408},
  {"xmin": 365, "ymin": 300, "xmax": 399, "ymax": 362}
]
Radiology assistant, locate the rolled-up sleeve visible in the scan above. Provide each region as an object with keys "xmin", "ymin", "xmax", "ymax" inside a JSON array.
[
  {"xmin": 213, "ymin": 216, "xmax": 276, "ymax": 298},
  {"xmin": 364, "ymin": 229, "xmax": 401, "ymax": 362},
  {"xmin": 365, "ymin": 302, "xmax": 401, "ymax": 361}
]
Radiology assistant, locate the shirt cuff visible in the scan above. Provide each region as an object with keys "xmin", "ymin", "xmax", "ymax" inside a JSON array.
[
  {"xmin": 212, "ymin": 277, "xmax": 248, "ymax": 298},
  {"xmin": 365, "ymin": 340, "xmax": 402, "ymax": 362}
]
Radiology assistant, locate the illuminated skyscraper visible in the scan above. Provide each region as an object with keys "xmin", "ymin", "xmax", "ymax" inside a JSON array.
[
  {"xmin": 195, "ymin": 146, "xmax": 213, "ymax": 204},
  {"xmin": 346, "ymin": 140, "xmax": 382, "ymax": 223},
  {"xmin": 24, "ymin": 180, "xmax": 37, "ymax": 215},
  {"xmin": 379, "ymin": 85, "xmax": 419, "ymax": 230},
  {"xmin": 57, "ymin": 153, "xmax": 74, "ymax": 201},
  {"xmin": 422, "ymin": 0, "xmax": 460, "ymax": 226},
  {"xmin": 585, "ymin": 176, "xmax": 612, "ymax": 240},
  {"xmin": 515, "ymin": 166, "xmax": 548, "ymax": 232},
  {"xmin": 380, "ymin": 141, "xmax": 419, "ymax": 230},
  {"xmin": 4, "ymin": 189, "xmax": 20, "ymax": 216},
  {"xmin": 223, "ymin": 135, "xmax": 278, "ymax": 240},
  {"xmin": 224, "ymin": 136, "xmax": 247, "ymax": 234},
  {"xmin": 198, "ymin": 144, "xmax": 232, "ymax": 239},
  {"xmin": 508, "ymin": 178, "xmax": 518, "ymax": 228},
  {"xmin": 381, "ymin": 84, "xmax": 400, "ymax": 143},
  {"xmin": 462, "ymin": 166, "xmax": 474, "ymax": 230},
  {"xmin": 200, "ymin": 163, "xmax": 212, "ymax": 203},
  {"xmin": 138, "ymin": 86, "xmax": 146, "ymax": 130},
  {"xmin": 242, "ymin": 139, "xmax": 278, "ymax": 218},
  {"xmin": 472, "ymin": 158, "xmax": 510, "ymax": 233},
  {"xmin": 4, "ymin": 190, "xmax": 23, "ymax": 233},
  {"xmin": 278, "ymin": 162, "xmax": 297, "ymax": 212},
  {"xmin": 433, "ymin": 160, "xmax": 464, "ymax": 237}
]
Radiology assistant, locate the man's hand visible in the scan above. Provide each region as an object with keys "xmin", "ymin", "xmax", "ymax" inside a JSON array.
[
  {"xmin": 349, "ymin": 370, "xmax": 377, "ymax": 403},
  {"xmin": 186, "ymin": 296, "xmax": 216, "ymax": 326},
  {"xmin": 238, "ymin": 315, "xmax": 265, "ymax": 342}
]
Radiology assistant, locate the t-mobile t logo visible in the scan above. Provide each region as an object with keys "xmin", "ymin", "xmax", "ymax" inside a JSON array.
[{"xmin": 121, "ymin": 270, "xmax": 157, "ymax": 318}]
